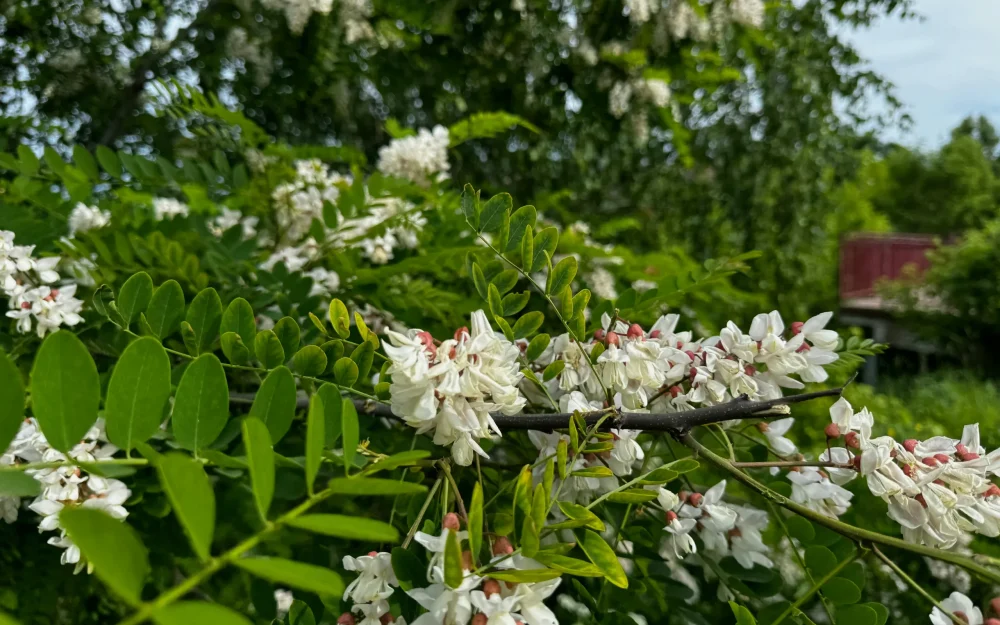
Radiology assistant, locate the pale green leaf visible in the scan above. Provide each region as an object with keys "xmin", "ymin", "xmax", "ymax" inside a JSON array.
[
  {"xmin": 105, "ymin": 337, "xmax": 171, "ymax": 449},
  {"xmin": 30, "ymin": 331, "xmax": 100, "ymax": 452},
  {"xmin": 157, "ymin": 453, "xmax": 215, "ymax": 562}
]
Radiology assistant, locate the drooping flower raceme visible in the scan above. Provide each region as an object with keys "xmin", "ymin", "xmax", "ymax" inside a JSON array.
[
  {"xmin": 67, "ymin": 202, "xmax": 111, "ymax": 236},
  {"xmin": 384, "ymin": 310, "xmax": 526, "ymax": 465},
  {"xmin": 376, "ymin": 126, "xmax": 451, "ymax": 187},
  {"xmin": 1, "ymin": 230, "xmax": 85, "ymax": 337}
]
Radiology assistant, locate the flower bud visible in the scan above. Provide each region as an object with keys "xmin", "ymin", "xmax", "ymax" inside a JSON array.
[
  {"xmin": 922, "ymin": 457, "xmax": 939, "ymax": 468},
  {"xmin": 472, "ymin": 615, "xmax": 489, "ymax": 625},
  {"xmin": 824, "ymin": 423, "xmax": 841, "ymax": 439},
  {"xmin": 380, "ymin": 614, "xmax": 395, "ymax": 625},
  {"xmin": 744, "ymin": 365, "xmax": 757, "ymax": 376},
  {"xmin": 990, "ymin": 597, "xmax": 1000, "ymax": 615},
  {"xmin": 665, "ymin": 510, "xmax": 678, "ymax": 523},
  {"xmin": 790, "ymin": 321, "xmax": 804, "ymax": 335},
  {"xmin": 845, "ymin": 432, "xmax": 860, "ymax": 449},
  {"xmin": 493, "ymin": 536, "xmax": 514, "ymax": 555},
  {"xmin": 915, "ymin": 494, "xmax": 927, "ymax": 508},
  {"xmin": 728, "ymin": 527, "xmax": 742, "ymax": 538},
  {"xmin": 605, "ymin": 331, "xmax": 620, "ymax": 347},
  {"xmin": 482, "ymin": 579, "xmax": 502, "ymax": 598},
  {"xmin": 594, "ymin": 329, "xmax": 606, "ymax": 342},
  {"xmin": 649, "ymin": 330, "xmax": 662, "ymax": 339},
  {"xmin": 956, "ymin": 443, "xmax": 969, "ymax": 455},
  {"xmin": 678, "ymin": 490, "xmax": 690, "ymax": 502},
  {"xmin": 688, "ymin": 367, "xmax": 698, "ymax": 380},
  {"xmin": 454, "ymin": 326, "xmax": 469, "ymax": 341},
  {"xmin": 669, "ymin": 385, "xmax": 682, "ymax": 398},
  {"xmin": 984, "ymin": 484, "xmax": 1000, "ymax": 498},
  {"xmin": 368, "ymin": 551, "xmax": 379, "ymax": 557},
  {"xmin": 688, "ymin": 492, "xmax": 704, "ymax": 507},
  {"xmin": 933, "ymin": 453, "xmax": 951, "ymax": 465},
  {"xmin": 338, "ymin": 614, "xmax": 356, "ymax": 625},
  {"xmin": 627, "ymin": 323, "xmax": 644, "ymax": 339},
  {"xmin": 756, "ymin": 422, "xmax": 770, "ymax": 433},
  {"xmin": 985, "ymin": 619, "xmax": 1000, "ymax": 625},
  {"xmin": 442, "ymin": 512, "xmax": 461, "ymax": 531},
  {"xmin": 462, "ymin": 550, "xmax": 474, "ymax": 570},
  {"xmin": 901, "ymin": 464, "xmax": 915, "ymax": 477},
  {"xmin": 903, "ymin": 439, "xmax": 919, "ymax": 453},
  {"xmin": 852, "ymin": 455, "xmax": 862, "ymax": 472},
  {"xmin": 954, "ymin": 612, "xmax": 969, "ymax": 624}
]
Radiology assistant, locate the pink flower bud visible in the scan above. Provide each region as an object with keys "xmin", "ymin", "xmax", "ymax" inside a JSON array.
[
  {"xmin": 954, "ymin": 611, "xmax": 969, "ymax": 624},
  {"xmin": 669, "ymin": 385, "xmax": 682, "ymax": 398},
  {"xmin": 380, "ymin": 614, "xmax": 395, "ymax": 625},
  {"xmin": 990, "ymin": 597, "xmax": 1000, "ymax": 615},
  {"xmin": 368, "ymin": 551, "xmax": 379, "ymax": 557},
  {"xmin": 728, "ymin": 527, "xmax": 742, "ymax": 538},
  {"xmin": 627, "ymin": 324, "xmax": 644, "ymax": 339},
  {"xmin": 493, "ymin": 536, "xmax": 514, "ymax": 555},
  {"xmin": 934, "ymin": 453, "xmax": 952, "ymax": 465},
  {"xmin": 454, "ymin": 326, "xmax": 469, "ymax": 341},
  {"xmin": 796, "ymin": 343, "xmax": 811, "ymax": 353},
  {"xmin": 605, "ymin": 331, "xmax": 620, "ymax": 347},
  {"xmin": 744, "ymin": 365, "xmax": 757, "ymax": 376},
  {"xmin": 984, "ymin": 485, "xmax": 1000, "ymax": 498},
  {"xmin": 985, "ymin": 619, "xmax": 1000, "ymax": 625},
  {"xmin": 684, "ymin": 350, "xmax": 697, "ymax": 362},
  {"xmin": 915, "ymin": 494, "xmax": 927, "ymax": 508},
  {"xmin": 472, "ymin": 615, "xmax": 488, "ymax": 625},
  {"xmin": 901, "ymin": 464, "xmax": 915, "ymax": 477},
  {"xmin": 922, "ymin": 457, "xmax": 939, "ymax": 468},
  {"xmin": 903, "ymin": 439, "xmax": 919, "ymax": 453},
  {"xmin": 665, "ymin": 510, "xmax": 678, "ymax": 522},
  {"xmin": 443, "ymin": 512, "xmax": 461, "ymax": 531},
  {"xmin": 845, "ymin": 432, "xmax": 860, "ymax": 449},
  {"xmin": 956, "ymin": 444, "xmax": 969, "ymax": 455},
  {"xmin": 338, "ymin": 614, "xmax": 356, "ymax": 625},
  {"xmin": 594, "ymin": 329, "xmax": 606, "ymax": 342},
  {"xmin": 961, "ymin": 451, "xmax": 981, "ymax": 462},
  {"xmin": 688, "ymin": 367, "xmax": 698, "ymax": 380},
  {"xmin": 649, "ymin": 330, "xmax": 662, "ymax": 339},
  {"xmin": 790, "ymin": 321, "xmax": 804, "ymax": 335},
  {"xmin": 678, "ymin": 490, "xmax": 690, "ymax": 502},
  {"xmin": 824, "ymin": 423, "xmax": 841, "ymax": 439},
  {"xmin": 482, "ymin": 579, "xmax": 502, "ymax": 598},
  {"xmin": 688, "ymin": 493, "xmax": 704, "ymax": 507},
  {"xmin": 852, "ymin": 455, "xmax": 862, "ymax": 471}
]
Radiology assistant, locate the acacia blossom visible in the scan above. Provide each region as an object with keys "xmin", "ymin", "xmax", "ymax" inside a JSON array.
[
  {"xmin": 376, "ymin": 126, "xmax": 451, "ymax": 186},
  {"xmin": 1, "ymin": 230, "xmax": 84, "ymax": 337}
]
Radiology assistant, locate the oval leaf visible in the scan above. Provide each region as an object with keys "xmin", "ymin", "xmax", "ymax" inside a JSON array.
[
  {"xmin": 546, "ymin": 256, "xmax": 577, "ymax": 296},
  {"xmin": 185, "ymin": 288, "xmax": 223, "ymax": 355},
  {"xmin": 105, "ymin": 337, "xmax": 171, "ymax": 449},
  {"xmin": 294, "ymin": 345, "xmax": 328, "ymax": 377},
  {"xmin": 333, "ymin": 357, "xmax": 359, "ymax": 387},
  {"xmin": 0, "ymin": 349, "xmax": 25, "ymax": 452},
  {"xmin": 145, "ymin": 280, "xmax": 185, "ymax": 339},
  {"xmin": 327, "ymin": 477, "xmax": 427, "ymax": 496},
  {"xmin": 172, "ymin": 354, "xmax": 229, "ymax": 451},
  {"xmin": 273, "ymin": 317, "xmax": 300, "ymax": 359},
  {"xmin": 444, "ymin": 528, "xmax": 463, "ymax": 588},
  {"xmin": 242, "ymin": 417, "xmax": 275, "ymax": 521},
  {"xmin": 287, "ymin": 514, "xmax": 399, "ymax": 542},
  {"xmin": 60, "ymin": 508, "xmax": 149, "ymax": 605},
  {"xmin": 254, "ymin": 330, "xmax": 285, "ymax": 368},
  {"xmin": 118, "ymin": 272, "xmax": 153, "ymax": 327},
  {"xmin": 157, "ymin": 453, "xmax": 215, "ymax": 562},
  {"xmin": 153, "ymin": 601, "xmax": 252, "ymax": 625},
  {"xmin": 329, "ymin": 299, "xmax": 351, "ymax": 339},
  {"xmin": 30, "ymin": 331, "xmax": 100, "ymax": 452},
  {"xmin": 488, "ymin": 569, "xmax": 562, "ymax": 583},
  {"xmin": 0, "ymin": 471, "xmax": 41, "ymax": 497},
  {"xmin": 469, "ymin": 482, "xmax": 483, "ymax": 560},
  {"xmin": 235, "ymin": 557, "xmax": 344, "ymax": 597},
  {"xmin": 341, "ymin": 399, "xmax": 359, "ymax": 471},
  {"xmin": 221, "ymin": 298, "xmax": 256, "ymax": 348},
  {"xmin": 575, "ymin": 529, "xmax": 628, "ymax": 588},
  {"xmin": 250, "ymin": 366, "xmax": 296, "ymax": 444}
]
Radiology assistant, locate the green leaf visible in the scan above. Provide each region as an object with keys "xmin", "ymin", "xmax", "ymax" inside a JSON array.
[
  {"xmin": 327, "ymin": 477, "xmax": 428, "ymax": 496},
  {"xmin": 525, "ymin": 334, "xmax": 550, "ymax": 361},
  {"xmin": 60, "ymin": 508, "xmax": 149, "ymax": 605},
  {"xmin": 95, "ymin": 146, "xmax": 122, "ymax": 178},
  {"xmin": 363, "ymin": 450, "xmax": 432, "ymax": 475},
  {"xmin": 43, "ymin": 146, "xmax": 65, "ymax": 174},
  {"xmin": 17, "ymin": 145, "xmax": 39, "ymax": 175},
  {"xmin": 729, "ymin": 602, "xmax": 757, "ymax": 625},
  {"xmin": 0, "ymin": 470, "xmax": 41, "ymax": 497},
  {"xmin": 505, "ymin": 205, "xmax": 536, "ymax": 253},
  {"xmin": 491, "ymin": 269, "xmax": 519, "ymax": 295},
  {"xmin": 533, "ymin": 553, "xmax": 603, "ymax": 576},
  {"xmin": 105, "ymin": 337, "xmax": 171, "ymax": 449},
  {"xmin": 294, "ymin": 345, "xmax": 328, "ymax": 377},
  {"xmin": 30, "ymin": 331, "xmax": 100, "ymax": 452},
  {"xmin": 274, "ymin": 317, "xmax": 300, "ymax": 359},
  {"xmin": 512, "ymin": 465, "xmax": 533, "ymax": 538},
  {"xmin": 250, "ymin": 366, "xmax": 296, "ymax": 443},
  {"xmin": 391, "ymin": 546, "xmax": 425, "ymax": 591},
  {"xmin": 153, "ymin": 601, "xmax": 252, "ymax": 625},
  {"xmin": 331, "ymin": 358, "xmax": 358, "ymax": 389},
  {"xmin": 521, "ymin": 515, "xmax": 540, "ymax": 558},
  {"xmin": 461, "ymin": 183, "xmax": 481, "ymax": 229},
  {"xmin": 329, "ymin": 299, "xmax": 351, "ymax": 338},
  {"xmin": 805, "ymin": 546, "xmax": 838, "ymax": 578},
  {"xmin": 157, "ymin": 453, "xmax": 215, "ymax": 562},
  {"xmin": 172, "ymin": 354, "xmax": 229, "ymax": 451},
  {"xmin": 350, "ymin": 340, "xmax": 375, "ymax": 382},
  {"xmin": 73, "ymin": 145, "xmax": 99, "ymax": 181},
  {"xmin": 824, "ymin": 578, "xmax": 861, "ymax": 605},
  {"xmin": 221, "ymin": 298, "xmax": 257, "ymax": 349},
  {"xmin": 520, "ymin": 226, "xmax": 534, "ymax": 272},
  {"xmin": 118, "ymin": 272, "xmax": 153, "ymax": 327},
  {"xmin": 665, "ymin": 457, "xmax": 700, "ymax": 473},
  {"xmin": 444, "ymin": 528, "xmax": 464, "ymax": 588},
  {"xmin": 512, "ymin": 311, "xmax": 544, "ymax": 339},
  {"xmin": 220, "ymin": 332, "xmax": 251, "ymax": 365},
  {"xmin": 254, "ymin": 330, "xmax": 285, "ymax": 368},
  {"xmin": 342, "ymin": 399, "xmax": 359, "ymax": 472},
  {"xmin": 305, "ymin": 394, "xmax": 325, "ymax": 495},
  {"xmin": 550, "ymin": 502, "xmax": 604, "ymax": 532},
  {"xmin": 145, "ymin": 280, "xmax": 185, "ymax": 339},
  {"xmin": 501, "ymin": 291, "xmax": 530, "ymax": 316},
  {"xmin": 839, "ymin": 561, "xmax": 865, "ymax": 589},
  {"xmin": 863, "ymin": 603, "xmax": 889, "ymax": 625},
  {"xmin": 487, "ymin": 283, "xmax": 503, "ymax": 318},
  {"xmin": 531, "ymin": 483, "xmax": 547, "ymax": 534},
  {"xmin": 606, "ymin": 489, "xmax": 658, "ymax": 504},
  {"xmin": 546, "ymin": 256, "xmax": 577, "ymax": 295},
  {"xmin": 575, "ymin": 529, "xmax": 627, "ymax": 588},
  {"xmin": 572, "ymin": 289, "xmax": 591, "ymax": 317},
  {"xmin": 0, "ymin": 350, "xmax": 25, "ymax": 453},
  {"xmin": 542, "ymin": 360, "xmax": 565, "ymax": 382},
  {"xmin": 479, "ymin": 192, "xmax": 512, "ymax": 234},
  {"xmin": 287, "ymin": 514, "xmax": 399, "ymax": 542},
  {"xmin": 531, "ymin": 227, "xmax": 559, "ymax": 273},
  {"xmin": 471, "ymin": 262, "xmax": 488, "ymax": 300},
  {"xmin": 554, "ymin": 287, "xmax": 574, "ymax": 319},
  {"xmin": 488, "ymin": 569, "xmax": 562, "ymax": 583},
  {"xmin": 317, "ymin": 383, "xmax": 344, "ymax": 447},
  {"xmin": 556, "ymin": 439, "xmax": 568, "ymax": 479},
  {"xmin": 234, "ymin": 557, "xmax": 344, "ymax": 597},
  {"xmin": 570, "ymin": 467, "xmax": 614, "ymax": 479},
  {"xmin": 469, "ymin": 482, "xmax": 484, "ymax": 560},
  {"xmin": 242, "ymin": 417, "xmax": 275, "ymax": 520},
  {"xmin": 354, "ymin": 312, "xmax": 372, "ymax": 342},
  {"xmin": 636, "ymin": 466, "xmax": 679, "ymax": 485},
  {"xmin": 834, "ymin": 605, "xmax": 878, "ymax": 625},
  {"xmin": 785, "ymin": 516, "xmax": 815, "ymax": 543},
  {"xmin": 185, "ymin": 288, "xmax": 223, "ymax": 355}
]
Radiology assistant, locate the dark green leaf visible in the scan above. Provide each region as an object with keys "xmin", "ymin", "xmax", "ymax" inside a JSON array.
[
  {"xmin": 220, "ymin": 332, "xmax": 251, "ymax": 365},
  {"xmin": 30, "ymin": 331, "xmax": 100, "ymax": 452},
  {"xmin": 805, "ymin": 546, "xmax": 838, "ymax": 578},
  {"xmin": 172, "ymin": 354, "xmax": 229, "ymax": 450},
  {"xmin": 17, "ymin": 145, "xmax": 39, "ymax": 175},
  {"xmin": 305, "ymin": 394, "xmax": 325, "ymax": 495},
  {"xmin": 221, "ymin": 298, "xmax": 256, "ymax": 349},
  {"xmin": 332, "ymin": 477, "xmax": 429, "ymax": 496},
  {"xmin": 491, "ymin": 269, "xmax": 519, "ymax": 294},
  {"xmin": 157, "ymin": 453, "xmax": 215, "ymax": 562},
  {"xmin": 250, "ymin": 366, "xmax": 296, "ymax": 443},
  {"xmin": 118, "ymin": 272, "xmax": 153, "ymax": 327},
  {"xmin": 824, "ymin": 578, "xmax": 861, "ymax": 605},
  {"xmin": 512, "ymin": 311, "xmax": 544, "ymax": 339},
  {"xmin": 95, "ymin": 146, "xmax": 121, "ymax": 178},
  {"xmin": 333, "ymin": 358, "xmax": 359, "ymax": 388},
  {"xmin": 863, "ymin": 602, "xmax": 889, "ymax": 625},
  {"xmin": 479, "ymin": 192, "xmax": 512, "ymax": 234},
  {"xmin": 487, "ymin": 283, "xmax": 503, "ymax": 318},
  {"xmin": 575, "ymin": 529, "xmax": 627, "ymax": 588},
  {"xmin": 501, "ymin": 291, "xmax": 530, "ymax": 316},
  {"xmin": 531, "ymin": 228, "xmax": 559, "ymax": 273},
  {"xmin": 153, "ymin": 601, "xmax": 252, "ymax": 625},
  {"xmin": 145, "ymin": 280, "xmax": 185, "ymax": 339},
  {"xmin": 0, "ymin": 471, "xmax": 41, "ymax": 497},
  {"xmin": 542, "ymin": 360, "xmax": 565, "ymax": 382},
  {"xmin": 525, "ymin": 334, "xmax": 550, "ymax": 361},
  {"xmin": 0, "ymin": 350, "xmax": 25, "ymax": 453},
  {"xmin": 461, "ymin": 184, "xmax": 480, "ymax": 229},
  {"xmin": 505, "ymin": 205, "xmax": 536, "ymax": 253},
  {"xmin": 185, "ymin": 288, "xmax": 223, "ymax": 355},
  {"xmin": 287, "ymin": 514, "xmax": 399, "ymax": 542},
  {"xmin": 317, "ymin": 384, "xmax": 343, "ymax": 447},
  {"xmin": 273, "ymin": 317, "xmax": 300, "ymax": 359},
  {"xmin": 785, "ymin": 516, "xmax": 815, "ymax": 543},
  {"xmin": 350, "ymin": 340, "xmax": 374, "ymax": 382},
  {"xmin": 73, "ymin": 145, "xmax": 99, "ymax": 181},
  {"xmin": 105, "ymin": 337, "xmax": 171, "ymax": 449},
  {"xmin": 521, "ymin": 226, "xmax": 534, "ymax": 272},
  {"xmin": 294, "ymin": 345, "xmax": 328, "ymax": 377},
  {"xmin": 547, "ymin": 256, "xmax": 577, "ymax": 295},
  {"xmin": 235, "ymin": 557, "xmax": 344, "ymax": 597}
]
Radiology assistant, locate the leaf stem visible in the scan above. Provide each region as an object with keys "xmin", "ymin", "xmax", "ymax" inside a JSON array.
[
  {"xmin": 872, "ymin": 545, "xmax": 967, "ymax": 625},
  {"xmin": 771, "ymin": 549, "xmax": 857, "ymax": 625},
  {"xmin": 402, "ymin": 478, "xmax": 443, "ymax": 549}
]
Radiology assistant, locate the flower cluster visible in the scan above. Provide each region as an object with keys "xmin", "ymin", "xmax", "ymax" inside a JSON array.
[
  {"xmin": 376, "ymin": 126, "xmax": 451, "ymax": 187},
  {"xmin": 2, "ymin": 230, "xmax": 85, "ymax": 337},
  {"xmin": 272, "ymin": 158, "xmax": 349, "ymax": 244},
  {"xmin": 338, "ymin": 513, "xmax": 562, "ymax": 625},
  {"xmin": 260, "ymin": 0, "xmax": 333, "ymax": 35},
  {"xmin": 67, "ymin": 202, "xmax": 111, "ymax": 236},
  {"xmin": 1, "ymin": 418, "xmax": 130, "ymax": 572},
  {"xmin": 929, "ymin": 591, "xmax": 1000, "ymax": 625},
  {"xmin": 208, "ymin": 207, "xmax": 259, "ymax": 240},
  {"xmin": 820, "ymin": 398, "xmax": 1000, "ymax": 549},
  {"xmin": 658, "ymin": 482, "xmax": 772, "ymax": 570},
  {"xmin": 384, "ymin": 310, "xmax": 526, "ymax": 465},
  {"xmin": 340, "ymin": 0, "xmax": 376, "ymax": 44},
  {"xmin": 152, "ymin": 197, "xmax": 190, "ymax": 221}
]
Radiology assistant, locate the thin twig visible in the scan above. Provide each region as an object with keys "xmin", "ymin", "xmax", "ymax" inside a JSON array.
[
  {"xmin": 402, "ymin": 478, "xmax": 443, "ymax": 549},
  {"xmin": 732, "ymin": 460, "xmax": 855, "ymax": 470},
  {"xmin": 872, "ymin": 546, "xmax": 967, "ymax": 625},
  {"xmin": 440, "ymin": 462, "xmax": 469, "ymax": 525}
]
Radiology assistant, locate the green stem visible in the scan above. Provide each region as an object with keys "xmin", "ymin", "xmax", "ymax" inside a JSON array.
[
  {"xmin": 767, "ymin": 501, "xmax": 837, "ymax": 625},
  {"xmin": 771, "ymin": 550, "xmax": 857, "ymax": 625},
  {"xmin": 116, "ymin": 483, "xmax": 341, "ymax": 625},
  {"xmin": 683, "ymin": 432, "xmax": 1000, "ymax": 585},
  {"xmin": 872, "ymin": 546, "xmax": 967, "ymax": 625},
  {"xmin": 402, "ymin": 478, "xmax": 443, "ymax": 549},
  {"xmin": 441, "ymin": 462, "xmax": 469, "ymax": 525}
]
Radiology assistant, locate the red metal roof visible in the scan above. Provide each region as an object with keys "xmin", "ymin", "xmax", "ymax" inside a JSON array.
[{"xmin": 839, "ymin": 233, "xmax": 936, "ymax": 300}]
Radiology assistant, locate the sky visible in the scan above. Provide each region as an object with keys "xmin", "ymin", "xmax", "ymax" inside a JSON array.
[{"xmin": 846, "ymin": 0, "xmax": 1000, "ymax": 148}]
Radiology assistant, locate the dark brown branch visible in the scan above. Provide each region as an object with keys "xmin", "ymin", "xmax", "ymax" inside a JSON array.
[{"xmin": 229, "ymin": 376, "xmax": 851, "ymax": 434}]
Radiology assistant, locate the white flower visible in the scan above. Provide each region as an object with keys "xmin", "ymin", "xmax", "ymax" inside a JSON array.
[
  {"xmin": 376, "ymin": 126, "xmax": 451, "ymax": 186},
  {"xmin": 729, "ymin": 505, "xmax": 772, "ymax": 569},
  {"xmin": 759, "ymin": 417, "xmax": 797, "ymax": 456},
  {"xmin": 829, "ymin": 398, "xmax": 873, "ymax": 438},
  {"xmin": 67, "ymin": 203, "xmax": 111, "ymax": 236},
  {"xmin": 513, "ymin": 578, "xmax": 561, "ymax": 625},
  {"xmin": 730, "ymin": 0, "xmax": 765, "ymax": 28},
  {"xmin": 343, "ymin": 551, "xmax": 398, "ymax": 604},
  {"xmin": 930, "ymin": 592, "xmax": 982, "ymax": 625},
  {"xmin": 274, "ymin": 589, "xmax": 294, "ymax": 617},
  {"xmin": 787, "ymin": 467, "xmax": 853, "ymax": 518},
  {"xmin": 608, "ymin": 82, "xmax": 633, "ymax": 119},
  {"xmin": 607, "ymin": 429, "xmax": 644, "ymax": 476},
  {"xmin": 152, "ymin": 197, "xmax": 189, "ymax": 221},
  {"xmin": 470, "ymin": 590, "xmax": 522, "ymax": 625}
]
